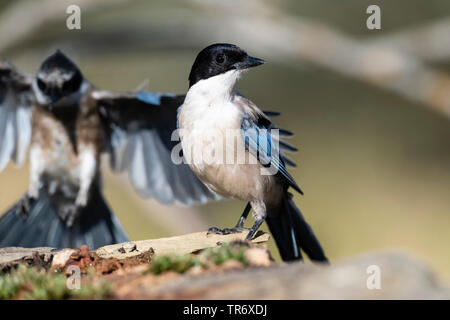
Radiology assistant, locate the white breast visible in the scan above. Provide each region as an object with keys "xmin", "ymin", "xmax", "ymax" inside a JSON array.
[
  {"xmin": 178, "ymin": 72, "xmax": 243, "ymax": 174},
  {"xmin": 178, "ymin": 71, "xmax": 270, "ymax": 201}
]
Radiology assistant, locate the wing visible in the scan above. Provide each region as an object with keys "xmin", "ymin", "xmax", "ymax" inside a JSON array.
[
  {"xmin": 236, "ymin": 93, "xmax": 298, "ymax": 168},
  {"xmin": 93, "ymin": 90, "xmax": 221, "ymax": 205},
  {"xmin": 238, "ymin": 98, "xmax": 303, "ymax": 195},
  {"xmin": 263, "ymin": 110, "xmax": 297, "ymax": 167},
  {"xmin": 0, "ymin": 60, "xmax": 34, "ymax": 172}
]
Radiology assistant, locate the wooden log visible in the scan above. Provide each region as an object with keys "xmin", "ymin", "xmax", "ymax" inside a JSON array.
[
  {"xmin": 96, "ymin": 231, "xmax": 270, "ymax": 259},
  {"xmin": 0, "ymin": 231, "xmax": 270, "ymax": 270}
]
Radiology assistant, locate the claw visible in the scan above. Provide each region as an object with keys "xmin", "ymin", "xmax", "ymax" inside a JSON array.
[
  {"xmin": 15, "ymin": 194, "xmax": 33, "ymax": 219},
  {"xmin": 59, "ymin": 204, "xmax": 82, "ymax": 227},
  {"xmin": 207, "ymin": 227, "xmax": 223, "ymax": 235},
  {"xmin": 207, "ymin": 226, "xmax": 250, "ymax": 236}
]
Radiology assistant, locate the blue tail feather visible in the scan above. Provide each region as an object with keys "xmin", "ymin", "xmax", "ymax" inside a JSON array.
[{"xmin": 0, "ymin": 186, "xmax": 128, "ymax": 249}]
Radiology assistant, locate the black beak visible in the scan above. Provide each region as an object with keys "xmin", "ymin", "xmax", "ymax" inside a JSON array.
[
  {"xmin": 49, "ymin": 88, "xmax": 61, "ymax": 105},
  {"xmin": 234, "ymin": 55, "xmax": 265, "ymax": 70}
]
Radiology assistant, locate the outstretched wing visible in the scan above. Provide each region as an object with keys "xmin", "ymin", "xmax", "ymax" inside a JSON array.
[
  {"xmin": 0, "ymin": 60, "xmax": 34, "ymax": 172},
  {"xmin": 238, "ymin": 96, "xmax": 302, "ymax": 194},
  {"xmin": 93, "ymin": 90, "xmax": 221, "ymax": 205}
]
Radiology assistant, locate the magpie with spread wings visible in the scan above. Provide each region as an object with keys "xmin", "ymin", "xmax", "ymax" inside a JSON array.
[{"xmin": 0, "ymin": 50, "xmax": 220, "ymax": 249}]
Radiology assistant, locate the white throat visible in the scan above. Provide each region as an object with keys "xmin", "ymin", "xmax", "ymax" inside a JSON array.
[
  {"xmin": 185, "ymin": 69, "xmax": 242, "ymax": 106},
  {"xmin": 180, "ymin": 69, "xmax": 244, "ymax": 133}
]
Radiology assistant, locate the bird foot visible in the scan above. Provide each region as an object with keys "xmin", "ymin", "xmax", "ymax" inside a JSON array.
[
  {"xmin": 58, "ymin": 203, "xmax": 82, "ymax": 227},
  {"xmin": 15, "ymin": 194, "xmax": 34, "ymax": 219},
  {"xmin": 207, "ymin": 226, "xmax": 250, "ymax": 235}
]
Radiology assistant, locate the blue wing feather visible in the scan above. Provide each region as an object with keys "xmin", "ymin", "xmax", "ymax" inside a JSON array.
[
  {"xmin": 137, "ymin": 91, "xmax": 176, "ymax": 105},
  {"xmin": 241, "ymin": 114, "xmax": 302, "ymax": 194}
]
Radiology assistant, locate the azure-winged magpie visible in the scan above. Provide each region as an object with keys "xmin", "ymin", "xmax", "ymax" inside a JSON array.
[
  {"xmin": 178, "ymin": 43, "xmax": 328, "ymax": 262},
  {"xmin": 0, "ymin": 51, "xmax": 220, "ymax": 249}
]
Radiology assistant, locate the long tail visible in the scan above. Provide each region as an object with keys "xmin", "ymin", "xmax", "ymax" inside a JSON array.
[
  {"xmin": 0, "ymin": 186, "xmax": 129, "ymax": 249},
  {"xmin": 266, "ymin": 192, "xmax": 328, "ymax": 262}
]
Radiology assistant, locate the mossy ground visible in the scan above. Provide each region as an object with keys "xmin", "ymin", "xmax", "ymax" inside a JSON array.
[
  {"xmin": 0, "ymin": 264, "xmax": 111, "ymax": 300},
  {"xmin": 149, "ymin": 242, "xmax": 248, "ymax": 275},
  {"xmin": 0, "ymin": 242, "xmax": 269, "ymax": 300}
]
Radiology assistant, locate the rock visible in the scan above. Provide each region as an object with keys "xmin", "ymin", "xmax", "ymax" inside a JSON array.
[
  {"xmin": 1, "ymin": 235, "xmax": 447, "ymax": 300},
  {"xmin": 0, "ymin": 247, "xmax": 55, "ymax": 271},
  {"xmin": 245, "ymin": 247, "xmax": 272, "ymax": 267},
  {"xmin": 220, "ymin": 259, "xmax": 244, "ymax": 271},
  {"xmin": 51, "ymin": 249, "xmax": 76, "ymax": 269},
  {"xmin": 113, "ymin": 250, "xmax": 450, "ymax": 299},
  {"xmin": 0, "ymin": 247, "xmax": 54, "ymax": 264}
]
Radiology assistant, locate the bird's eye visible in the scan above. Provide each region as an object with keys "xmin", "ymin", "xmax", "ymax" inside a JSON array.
[
  {"xmin": 37, "ymin": 78, "xmax": 46, "ymax": 92},
  {"xmin": 215, "ymin": 54, "xmax": 225, "ymax": 64},
  {"xmin": 62, "ymin": 72, "xmax": 82, "ymax": 95}
]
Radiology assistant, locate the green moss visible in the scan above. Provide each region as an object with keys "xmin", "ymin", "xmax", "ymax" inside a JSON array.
[
  {"xmin": 149, "ymin": 243, "xmax": 248, "ymax": 275},
  {"xmin": 200, "ymin": 243, "xmax": 248, "ymax": 266},
  {"xmin": 0, "ymin": 265, "xmax": 111, "ymax": 300},
  {"xmin": 149, "ymin": 254, "xmax": 202, "ymax": 275}
]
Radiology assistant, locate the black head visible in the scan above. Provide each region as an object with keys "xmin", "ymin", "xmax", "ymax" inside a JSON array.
[
  {"xmin": 0, "ymin": 60, "xmax": 20, "ymax": 104},
  {"xmin": 0, "ymin": 60, "xmax": 12, "ymax": 78},
  {"xmin": 0, "ymin": 62, "xmax": 9, "ymax": 103},
  {"xmin": 188, "ymin": 43, "xmax": 264, "ymax": 87},
  {"xmin": 36, "ymin": 50, "xmax": 83, "ymax": 105}
]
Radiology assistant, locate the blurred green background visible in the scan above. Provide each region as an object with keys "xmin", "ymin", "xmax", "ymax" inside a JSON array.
[{"xmin": 0, "ymin": 0, "xmax": 449, "ymax": 281}]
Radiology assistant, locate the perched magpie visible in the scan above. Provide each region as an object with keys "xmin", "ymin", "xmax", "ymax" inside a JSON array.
[
  {"xmin": 178, "ymin": 44, "xmax": 328, "ymax": 262},
  {"xmin": 0, "ymin": 51, "xmax": 219, "ymax": 249}
]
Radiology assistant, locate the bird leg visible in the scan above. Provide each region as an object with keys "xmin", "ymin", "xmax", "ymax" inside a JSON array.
[
  {"xmin": 58, "ymin": 203, "xmax": 83, "ymax": 227},
  {"xmin": 245, "ymin": 218, "xmax": 265, "ymax": 240},
  {"xmin": 15, "ymin": 194, "xmax": 36, "ymax": 219},
  {"xmin": 54, "ymin": 147, "xmax": 97, "ymax": 227},
  {"xmin": 231, "ymin": 202, "xmax": 252, "ymax": 230},
  {"xmin": 207, "ymin": 202, "xmax": 251, "ymax": 235},
  {"xmin": 17, "ymin": 145, "xmax": 44, "ymax": 218},
  {"xmin": 28, "ymin": 145, "xmax": 45, "ymax": 200},
  {"xmin": 75, "ymin": 146, "xmax": 97, "ymax": 207},
  {"xmin": 245, "ymin": 200, "xmax": 267, "ymax": 240}
]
